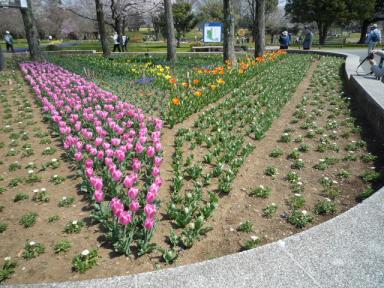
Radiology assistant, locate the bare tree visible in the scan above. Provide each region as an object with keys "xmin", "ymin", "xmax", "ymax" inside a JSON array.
[
  {"xmin": 95, "ymin": 0, "xmax": 111, "ymax": 57},
  {"xmin": 164, "ymin": 0, "xmax": 176, "ymax": 63},
  {"xmin": 244, "ymin": 0, "xmax": 277, "ymax": 41},
  {"xmin": 223, "ymin": 0, "xmax": 236, "ymax": 64},
  {"xmin": 255, "ymin": 0, "xmax": 265, "ymax": 57}
]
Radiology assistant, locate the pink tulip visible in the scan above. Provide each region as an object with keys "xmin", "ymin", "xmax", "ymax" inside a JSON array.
[
  {"xmin": 123, "ymin": 175, "xmax": 135, "ymax": 188},
  {"xmin": 146, "ymin": 192, "xmax": 156, "ymax": 203},
  {"xmin": 94, "ymin": 190, "xmax": 104, "ymax": 202},
  {"xmin": 144, "ymin": 217, "xmax": 155, "ymax": 230},
  {"xmin": 154, "ymin": 156, "xmax": 163, "ymax": 167},
  {"xmin": 152, "ymin": 166, "xmax": 160, "ymax": 177},
  {"xmin": 132, "ymin": 158, "xmax": 141, "ymax": 171},
  {"xmin": 112, "ymin": 169, "xmax": 122, "ymax": 182},
  {"xmin": 129, "ymin": 200, "xmax": 140, "ymax": 213},
  {"xmin": 85, "ymin": 158, "xmax": 93, "ymax": 168},
  {"xmin": 128, "ymin": 187, "xmax": 139, "ymax": 200},
  {"xmin": 147, "ymin": 146, "xmax": 155, "ymax": 158},
  {"xmin": 135, "ymin": 142, "xmax": 145, "ymax": 154},
  {"xmin": 154, "ymin": 142, "xmax": 162, "ymax": 152},
  {"xmin": 74, "ymin": 151, "xmax": 83, "ymax": 161},
  {"xmin": 85, "ymin": 167, "xmax": 94, "ymax": 177},
  {"xmin": 118, "ymin": 210, "xmax": 132, "ymax": 225},
  {"xmin": 144, "ymin": 204, "xmax": 156, "ymax": 218}
]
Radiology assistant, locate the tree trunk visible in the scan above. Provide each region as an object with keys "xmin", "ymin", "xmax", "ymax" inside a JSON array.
[
  {"xmin": 95, "ymin": 0, "xmax": 111, "ymax": 57},
  {"xmin": 223, "ymin": 0, "xmax": 236, "ymax": 64},
  {"xmin": 0, "ymin": 44, "xmax": 4, "ymax": 71},
  {"xmin": 358, "ymin": 19, "xmax": 370, "ymax": 44},
  {"xmin": 164, "ymin": 0, "xmax": 177, "ymax": 64},
  {"xmin": 255, "ymin": 0, "xmax": 265, "ymax": 57},
  {"xmin": 20, "ymin": 0, "xmax": 41, "ymax": 61},
  {"xmin": 317, "ymin": 22, "xmax": 329, "ymax": 45}
]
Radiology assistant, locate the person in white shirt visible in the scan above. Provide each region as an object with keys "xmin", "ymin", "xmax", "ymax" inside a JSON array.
[{"xmin": 112, "ymin": 33, "xmax": 121, "ymax": 52}]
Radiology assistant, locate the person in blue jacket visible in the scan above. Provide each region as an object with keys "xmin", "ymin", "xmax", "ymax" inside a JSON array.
[
  {"xmin": 303, "ymin": 27, "xmax": 313, "ymax": 50},
  {"xmin": 279, "ymin": 31, "xmax": 290, "ymax": 49},
  {"xmin": 367, "ymin": 24, "xmax": 381, "ymax": 54}
]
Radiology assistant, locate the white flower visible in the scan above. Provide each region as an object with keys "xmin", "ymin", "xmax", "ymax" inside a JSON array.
[
  {"xmin": 53, "ymin": 175, "xmax": 58, "ymax": 178},
  {"xmin": 294, "ymin": 193, "xmax": 301, "ymax": 197},
  {"xmin": 325, "ymin": 198, "xmax": 331, "ymax": 202},
  {"xmin": 301, "ymin": 210, "xmax": 308, "ymax": 215},
  {"xmin": 319, "ymin": 159, "xmax": 325, "ymax": 162},
  {"xmin": 250, "ymin": 235, "xmax": 259, "ymax": 241},
  {"xmin": 4, "ymin": 256, "xmax": 11, "ymax": 261},
  {"xmin": 297, "ymin": 182, "xmax": 303, "ymax": 186},
  {"xmin": 81, "ymin": 249, "xmax": 90, "ymax": 256},
  {"xmin": 271, "ymin": 203, "xmax": 276, "ymax": 206},
  {"xmin": 29, "ymin": 241, "xmax": 36, "ymax": 246},
  {"xmin": 62, "ymin": 196, "xmax": 67, "ymax": 200},
  {"xmin": 51, "ymin": 158, "xmax": 57, "ymax": 162},
  {"xmin": 40, "ymin": 188, "xmax": 46, "ymax": 192},
  {"xmin": 332, "ymin": 180, "xmax": 338, "ymax": 184},
  {"xmin": 259, "ymin": 185, "xmax": 264, "ymax": 189},
  {"xmin": 32, "ymin": 189, "xmax": 39, "ymax": 193},
  {"xmin": 28, "ymin": 169, "xmax": 34, "ymax": 174},
  {"xmin": 72, "ymin": 220, "xmax": 78, "ymax": 225}
]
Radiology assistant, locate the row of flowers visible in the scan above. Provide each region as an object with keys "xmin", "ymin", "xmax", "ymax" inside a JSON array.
[
  {"xmin": 20, "ymin": 62, "xmax": 163, "ymax": 256},
  {"xmin": 165, "ymin": 50, "xmax": 287, "ymax": 126}
]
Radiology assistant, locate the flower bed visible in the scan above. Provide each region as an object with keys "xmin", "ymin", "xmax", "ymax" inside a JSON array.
[
  {"xmin": 20, "ymin": 62, "xmax": 163, "ymax": 256},
  {"xmin": 49, "ymin": 52, "xmax": 287, "ymax": 126}
]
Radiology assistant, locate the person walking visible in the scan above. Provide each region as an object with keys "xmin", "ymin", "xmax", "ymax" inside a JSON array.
[
  {"xmin": 279, "ymin": 31, "xmax": 290, "ymax": 50},
  {"xmin": 303, "ymin": 27, "xmax": 313, "ymax": 50},
  {"xmin": 122, "ymin": 35, "xmax": 129, "ymax": 52},
  {"xmin": 4, "ymin": 31, "xmax": 15, "ymax": 53},
  {"xmin": 112, "ymin": 33, "xmax": 121, "ymax": 52},
  {"xmin": 367, "ymin": 24, "xmax": 381, "ymax": 54}
]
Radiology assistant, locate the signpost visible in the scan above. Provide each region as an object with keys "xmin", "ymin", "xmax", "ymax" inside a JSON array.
[
  {"xmin": 203, "ymin": 22, "xmax": 223, "ymax": 43},
  {"xmin": 0, "ymin": 0, "xmax": 27, "ymax": 8}
]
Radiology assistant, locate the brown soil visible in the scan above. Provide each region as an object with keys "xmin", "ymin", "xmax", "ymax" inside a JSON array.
[{"xmin": 0, "ymin": 60, "xmax": 382, "ymax": 285}]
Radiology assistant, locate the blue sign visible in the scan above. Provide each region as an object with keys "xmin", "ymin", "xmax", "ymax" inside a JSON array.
[{"xmin": 203, "ymin": 22, "xmax": 223, "ymax": 43}]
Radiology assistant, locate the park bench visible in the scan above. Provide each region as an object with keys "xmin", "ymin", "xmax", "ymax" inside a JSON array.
[
  {"xmin": 192, "ymin": 46, "xmax": 223, "ymax": 52},
  {"xmin": 191, "ymin": 45, "xmax": 248, "ymax": 52}
]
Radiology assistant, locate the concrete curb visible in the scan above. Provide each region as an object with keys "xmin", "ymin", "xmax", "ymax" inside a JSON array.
[{"xmin": 4, "ymin": 50, "xmax": 384, "ymax": 288}]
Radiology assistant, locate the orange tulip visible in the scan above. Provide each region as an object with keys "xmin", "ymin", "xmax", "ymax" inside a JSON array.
[
  {"xmin": 217, "ymin": 78, "xmax": 225, "ymax": 85},
  {"xmin": 172, "ymin": 97, "xmax": 181, "ymax": 105},
  {"xmin": 169, "ymin": 77, "xmax": 177, "ymax": 84},
  {"xmin": 193, "ymin": 79, "xmax": 200, "ymax": 85},
  {"xmin": 194, "ymin": 90, "xmax": 202, "ymax": 97}
]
